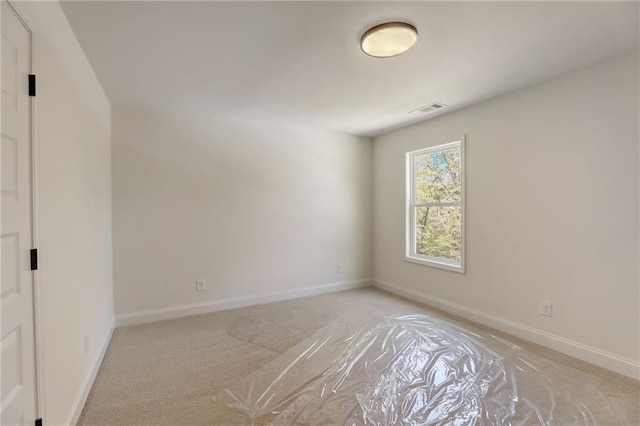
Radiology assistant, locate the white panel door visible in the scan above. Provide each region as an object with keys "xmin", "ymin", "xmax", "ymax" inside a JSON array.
[{"xmin": 1, "ymin": 2, "xmax": 36, "ymax": 425}]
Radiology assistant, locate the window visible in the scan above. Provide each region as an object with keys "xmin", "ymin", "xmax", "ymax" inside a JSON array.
[{"xmin": 406, "ymin": 140, "xmax": 465, "ymax": 273}]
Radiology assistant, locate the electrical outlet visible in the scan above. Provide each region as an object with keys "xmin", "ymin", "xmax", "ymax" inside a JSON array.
[
  {"xmin": 196, "ymin": 279, "xmax": 205, "ymax": 292},
  {"xmin": 84, "ymin": 335, "xmax": 89, "ymax": 354},
  {"xmin": 336, "ymin": 263, "xmax": 343, "ymax": 273},
  {"xmin": 540, "ymin": 301, "xmax": 552, "ymax": 317}
]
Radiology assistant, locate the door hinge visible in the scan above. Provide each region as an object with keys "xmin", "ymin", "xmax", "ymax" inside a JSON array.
[
  {"xmin": 30, "ymin": 249, "xmax": 38, "ymax": 271},
  {"xmin": 29, "ymin": 74, "xmax": 36, "ymax": 97},
  {"xmin": 35, "ymin": 419, "xmax": 42, "ymax": 426}
]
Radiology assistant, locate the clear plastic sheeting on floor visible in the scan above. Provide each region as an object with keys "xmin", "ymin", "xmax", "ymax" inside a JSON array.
[{"xmin": 213, "ymin": 307, "xmax": 598, "ymax": 425}]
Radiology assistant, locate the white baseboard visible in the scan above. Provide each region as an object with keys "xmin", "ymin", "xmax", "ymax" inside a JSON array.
[
  {"xmin": 67, "ymin": 320, "xmax": 115, "ymax": 426},
  {"xmin": 115, "ymin": 278, "xmax": 372, "ymax": 327},
  {"xmin": 373, "ymin": 279, "xmax": 640, "ymax": 380}
]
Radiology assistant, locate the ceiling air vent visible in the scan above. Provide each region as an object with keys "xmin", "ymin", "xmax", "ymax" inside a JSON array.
[{"xmin": 411, "ymin": 102, "xmax": 447, "ymax": 114}]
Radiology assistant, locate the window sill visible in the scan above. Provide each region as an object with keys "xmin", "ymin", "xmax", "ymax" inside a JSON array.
[{"xmin": 404, "ymin": 255, "xmax": 465, "ymax": 274}]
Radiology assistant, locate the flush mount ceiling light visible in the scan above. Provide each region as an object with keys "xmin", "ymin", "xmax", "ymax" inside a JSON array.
[{"xmin": 360, "ymin": 22, "xmax": 418, "ymax": 58}]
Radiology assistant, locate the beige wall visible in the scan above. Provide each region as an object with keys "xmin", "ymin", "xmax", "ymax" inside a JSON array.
[
  {"xmin": 373, "ymin": 52, "xmax": 639, "ymax": 374},
  {"xmin": 112, "ymin": 108, "xmax": 372, "ymax": 317},
  {"xmin": 13, "ymin": 1, "xmax": 114, "ymax": 424}
]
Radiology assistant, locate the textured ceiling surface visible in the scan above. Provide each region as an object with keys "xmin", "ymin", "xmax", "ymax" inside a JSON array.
[{"xmin": 61, "ymin": 1, "xmax": 639, "ymax": 136}]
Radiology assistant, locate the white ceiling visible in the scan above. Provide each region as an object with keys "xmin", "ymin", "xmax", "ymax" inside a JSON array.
[{"xmin": 61, "ymin": 1, "xmax": 639, "ymax": 137}]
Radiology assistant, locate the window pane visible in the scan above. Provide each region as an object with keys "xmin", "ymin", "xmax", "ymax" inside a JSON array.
[
  {"xmin": 414, "ymin": 147, "xmax": 461, "ymax": 203},
  {"xmin": 415, "ymin": 206, "xmax": 461, "ymax": 262}
]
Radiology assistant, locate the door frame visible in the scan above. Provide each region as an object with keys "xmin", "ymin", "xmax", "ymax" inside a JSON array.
[{"xmin": 3, "ymin": 0, "xmax": 45, "ymax": 421}]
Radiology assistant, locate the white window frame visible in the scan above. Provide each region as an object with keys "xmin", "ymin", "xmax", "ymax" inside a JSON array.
[{"xmin": 405, "ymin": 138, "xmax": 465, "ymax": 273}]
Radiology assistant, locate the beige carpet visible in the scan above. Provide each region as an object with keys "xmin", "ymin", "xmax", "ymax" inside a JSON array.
[{"xmin": 78, "ymin": 288, "xmax": 639, "ymax": 425}]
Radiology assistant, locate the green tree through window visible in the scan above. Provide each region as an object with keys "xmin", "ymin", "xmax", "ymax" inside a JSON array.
[{"xmin": 407, "ymin": 141, "xmax": 464, "ymax": 272}]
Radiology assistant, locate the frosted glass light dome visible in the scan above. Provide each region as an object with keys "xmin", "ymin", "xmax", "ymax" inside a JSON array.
[{"xmin": 360, "ymin": 22, "xmax": 418, "ymax": 58}]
